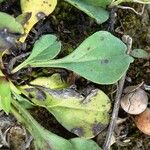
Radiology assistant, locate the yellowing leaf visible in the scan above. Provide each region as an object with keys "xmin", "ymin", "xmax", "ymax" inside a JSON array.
[
  {"xmin": 0, "ymin": 70, "xmax": 4, "ymax": 77},
  {"xmin": 20, "ymin": 0, "xmax": 57, "ymax": 42},
  {"xmin": 30, "ymin": 74, "xmax": 68, "ymax": 89},
  {"xmin": 22, "ymin": 87, "xmax": 111, "ymax": 138},
  {"xmin": 12, "ymin": 99, "xmax": 102, "ymax": 150},
  {"xmin": 20, "ymin": 73, "xmax": 69, "ymax": 90}
]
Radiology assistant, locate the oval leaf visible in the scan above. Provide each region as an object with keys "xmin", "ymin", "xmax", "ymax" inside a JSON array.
[
  {"xmin": 65, "ymin": 0, "xmax": 109, "ymax": 24},
  {"xmin": 20, "ymin": 0, "xmax": 57, "ymax": 42},
  {"xmin": 0, "ymin": 12, "xmax": 23, "ymax": 51},
  {"xmin": 131, "ymin": 49, "xmax": 150, "ymax": 59},
  {"xmin": 0, "ymin": 12, "xmax": 24, "ymax": 34},
  {"xmin": 48, "ymin": 89, "xmax": 111, "ymax": 138},
  {"xmin": 12, "ymin": 31, "xmax": 134, "ymax": 84},
  {"xmin": 22, "ymin": 87, "xmax": 111, "ymax": 138},
  {"xmin": 12, "ymin": 34, "xmax": 61, "ymax": 72},
  {"xmin": 51, "ymin": 31, "xmax": 133, "ymax": 84},
  {"xmin": 29, "ymin": 34, "xmax": 61, "ymax": 61}
]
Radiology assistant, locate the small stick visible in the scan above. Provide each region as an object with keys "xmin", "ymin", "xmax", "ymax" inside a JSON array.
[
  {"xmin": 116, "ymin": 4, "xmax": 145, "ymax": 16},
  {"xmin": 103, "ymin": 35, "xmax": 132, "ymax": 150}
]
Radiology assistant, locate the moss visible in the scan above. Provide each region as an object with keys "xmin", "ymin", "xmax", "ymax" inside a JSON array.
[
  {"xmin": 116, "ymin": 4, "xmax": 150, "ymax": 49},
  {"xmin": 49, "ymin": 0, "xmax": 101, "ymax": 56}
]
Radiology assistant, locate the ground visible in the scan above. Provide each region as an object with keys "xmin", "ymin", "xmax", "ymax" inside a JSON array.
[{"xmin": 0, "ymin": 0, "xmax": 150, "ymax": 149}]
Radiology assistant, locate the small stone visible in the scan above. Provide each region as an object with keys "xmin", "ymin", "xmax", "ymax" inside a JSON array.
[
  {"xmin": 134, "ymin": 108, "xmax": 150, "ymax": 135},
  {"xmin": 121, "ymin": 88, "xmax": 148, "ymax": 115}
]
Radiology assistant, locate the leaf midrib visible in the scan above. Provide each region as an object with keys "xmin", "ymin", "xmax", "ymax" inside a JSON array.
[
  {"xmin": 46, "ymin": 104, "xmax": 110, "ymax": 113},
  {"xmin": 30, "ymin": 53, "xmax": 129, "ymax": 66}
]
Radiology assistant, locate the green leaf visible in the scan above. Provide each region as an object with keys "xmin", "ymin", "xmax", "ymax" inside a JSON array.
[
  {"xmin": 22, "ymin": 86, "xmax": 111, "ymax": 138},
  {"xmin": 25, "ymin": 34, "xmax": 61, "ymax": 61},
  {"xmin": 9, "ymin": 80, "xmax": 21, "ymax": 94},
  {"xmin": 11, "ymin": 98, "xmax": 74, "ymax": 150},
  {"xmin": 12, "ymin": 99, "xmax": 102, "ymax": 150},
  {"xmin": 12, "ymin": 92, "xmax": 34, "ymax": 109},
  {"xmin": 82, "ymin": 0, "xmax": 112, "ymax": 7},
  {"xmin": 138, "ymin": 0, "xmax": 150, "ymax": 3},
  {"xmin": 0, "ymin": 12, "xmax": 24, "ymax": 51},
  {"xmin": 70, "ymin": 138, "xmax": 102, "ymax": 150},
  {"xmin": 65, "ymin": 0, "xmax": 109, "ymax": 24},
  {"xmin": 13, "ymin": 31, "xmax": 133, "ymax": 84},
  {"xmin": 12, "ymin": 34, "xmax": 61, "ymax": 71},
  {"xmin": 131, "ymin": 49, "xmax": 150, "ymax": 59},
  {"xmin": 0, "ymin": 78, "xmax": 11, "ymax": 113},
  {"xmin": 0, "ymin": 12, "xmax": 24, "ymax": 34},
  {"xmin": 9, "ymin": 81, "xmax": 34, "ymax": 109}
]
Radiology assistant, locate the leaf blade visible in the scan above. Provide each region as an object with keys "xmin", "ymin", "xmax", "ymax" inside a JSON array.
[
  {"xmin": 82, "ymin": 0, "xmax": 112, "ymax": 7},
  {"xmin": 23, "ymin": 86, "xmax": 111, "ymax": 138},
  {"xmin": 70, "ymin": 138, "xmax": 102, "ymax": 150},
  {"xmin": 12, "ymin": 97, "xmax": 102, "ymax": 150},
  {"xmin": 0, "ymin": 78, "xmax": 11, "ymax": 113},
  {"xmin": 29, "ymin": 31, "xmax": 133, "ymax": 84},
  {"xmin": 30, "ymin": 34, "xmax": 61, "ymax": 61},
  {"xmin": 131, "ymin": 49, "xmax": 150, "ymax": 59},
  {"xmin": 0, "ymin": 12, "xmax": 24, "ymax": 34},
  {"xmin": 13, "ymin": 31, "xmax": 133, "ymax": 84},
  {"xmin": 12, "ymin": 34, "xmax": 61, "ymax": 72},
  {"xmin": 65, "ymin": 0, "xmax": 109, "ymax": 24}
]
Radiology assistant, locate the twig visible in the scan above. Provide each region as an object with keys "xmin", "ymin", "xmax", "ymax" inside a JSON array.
[
  {"xmin": 103, "ymin": 35, "xmax": 132, "ymax": 150},
  {"xmin": 0, "ymin": 128, "xmax": 9, "ymax": 147},
  {"xmin": 116, "ymin": 4, "xmax": 145, "ymax": 15},
  {"xmin": 111, "ymin": 0, "xmax": 150, "ymax": 6}
]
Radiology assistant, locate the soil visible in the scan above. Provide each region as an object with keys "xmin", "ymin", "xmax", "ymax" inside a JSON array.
[{"xmin": 0, "ymin": 0, "xmax": 149, "ymax": 150}]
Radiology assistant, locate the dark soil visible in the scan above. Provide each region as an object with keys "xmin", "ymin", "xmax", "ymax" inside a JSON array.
[{"xmin": 0, "ymin": 0, "xmax": 149, "ymax": 150}]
